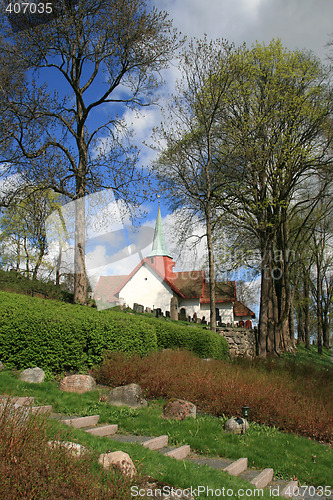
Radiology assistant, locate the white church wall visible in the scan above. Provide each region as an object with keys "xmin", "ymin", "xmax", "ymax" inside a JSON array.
[
  {"xmin": 178, "ymin": 299, "xmax": 200, "ymax": 318},
  {"xmin": 120, "ymin": 263, "xmax": 173, "ymax": 313},
  {"xmin": 199, "ymin": 302, "xmax": 234, "ymax": 323},
  {"xmin": 217, "ymin": 303, "xmax": 234, "ymax": 324}
]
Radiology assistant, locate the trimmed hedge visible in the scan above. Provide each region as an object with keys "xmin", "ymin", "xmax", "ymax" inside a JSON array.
[
  {"xmin": 147, "ymin": 318, "xmax": 229, "ymax": 360},
  {"xmin": 0, "ymin": 291, "xmax": 228, "ymax": 373},
  {"xmin": 0, "ymin": 292, "xmax": 157, "ymax": 372}
]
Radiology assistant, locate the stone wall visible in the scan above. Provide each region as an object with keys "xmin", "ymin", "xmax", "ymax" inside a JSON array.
[{"xmin": 218, "ymin": 328, "xmax": 256, "ymax": 358}]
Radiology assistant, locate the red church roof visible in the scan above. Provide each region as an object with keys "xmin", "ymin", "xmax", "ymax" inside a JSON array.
[{"xmin": 233, "ymin": 300, "xmax": 255, "ymax": 318}]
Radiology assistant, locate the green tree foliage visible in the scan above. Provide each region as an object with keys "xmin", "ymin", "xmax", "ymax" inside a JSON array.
[
  {"xmin": 0, "ymin": 188, "xmax": 62, "ymax": 278},
  {"xmin": 217, "ymin": 40, "xmax": 333, "ymax": 356}
]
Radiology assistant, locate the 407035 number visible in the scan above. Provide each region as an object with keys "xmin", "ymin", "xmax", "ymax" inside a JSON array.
[{"xmin": 5, "ymin": 2, "xmax": 53, "ymax": 14}]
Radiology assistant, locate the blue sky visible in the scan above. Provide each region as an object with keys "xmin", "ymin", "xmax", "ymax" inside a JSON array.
[{"xmin": 3, "ymin": 0, "xmax": 333, "ymax": 315}]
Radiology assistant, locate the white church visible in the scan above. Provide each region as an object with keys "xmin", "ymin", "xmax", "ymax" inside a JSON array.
[{"xmin": 94, "ymin": 206, "xmax": 255, "ymax": 327}]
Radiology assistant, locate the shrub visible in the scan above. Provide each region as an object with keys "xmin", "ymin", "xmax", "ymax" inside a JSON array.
[
  {"xmin": 0, "ymin": 291, "xmax": 157, "ymax": 372},
  {"xmin": 145, "ymin": 317, "xmax": 229, "ymax": 360},
  {"xmin": 92, "ymin": 349, "xmax": 333, "ymax": 444},
  {"xmin": 0, "ymin": 291, "xmax": 227, "ymax": 372},
  {"xmin": 0, "ymin": 399, "xmax": 135, "ymax": 499}
]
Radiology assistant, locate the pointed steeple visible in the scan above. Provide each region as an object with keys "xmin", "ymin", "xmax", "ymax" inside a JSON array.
[{"xmin": 148, "ymin": 204, "xmax": 173, "ymax": 258}]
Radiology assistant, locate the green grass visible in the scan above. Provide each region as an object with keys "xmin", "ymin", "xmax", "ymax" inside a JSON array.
[
  {"xmin": 0, "ymin": 370, "xmax": 331, "ymax": 490},
  {"xmin": 281, "ymin": 343, "xmax": 332, "ymax": 369}
]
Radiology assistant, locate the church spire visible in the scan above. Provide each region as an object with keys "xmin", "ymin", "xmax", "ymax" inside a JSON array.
[{"xmin": 147, "ymin": 204, "xmax": 172, "ymax": 258}]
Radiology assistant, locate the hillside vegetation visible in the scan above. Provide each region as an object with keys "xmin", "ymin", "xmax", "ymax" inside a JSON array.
[{"xmin": 0, "ymin": 290, "xmax": 228, "ymax": 373}]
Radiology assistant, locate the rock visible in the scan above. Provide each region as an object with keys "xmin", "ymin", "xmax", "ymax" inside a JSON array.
[
  {"xmin": 19, "ymin": 367, "xmax": 45, "ymax": 383},
  {"xmin": 0, "ymin": 361, "xmax": 4, "ymax": 370},
  {"xmin": 59, "ymin": 374, "xmax": 96, "ymax": 394},
  {"xmin": 108, "ymin": 383, "xmax": 147, "ymax": 408},
  {"xmin": 48, "ymin": 441, "xmax": 88, "ymax": 457},
  {"xmin": 98, "ymin": 451, "xmax": 137, "ymax": 477},
  {"xmin": 224, "ymin": 417, "xmax": 249, "ymax": 434},
  {"xmin": 162, "ymin": 399, "xmax": 196, "ymax": 420}
]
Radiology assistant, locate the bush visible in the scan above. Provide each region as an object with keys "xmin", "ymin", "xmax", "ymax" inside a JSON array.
[
  {"xmin": 0, "ymin": 291, "xmax": 157, "ymax": 372},
  {"xmin": 0, "ymin": 291, "xmax": 227, "ymax": 372},
  {"xmin": 92, "ymin": 349, "xmax": 333, "ymax": 444},
  {"xmin": 0, "ymin": 399, "xmax": 135, "ymax": 499},
  {"xmin": 146, "ymin": 317, "xmax": 229, "ymax": 360}
]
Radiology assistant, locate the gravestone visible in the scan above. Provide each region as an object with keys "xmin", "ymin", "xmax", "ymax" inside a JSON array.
[
  {"xmin": 133, "ymin": 303, "xmax": 144, "ymax": 313},
  {"xmin": 170, "ymin": 297, "xmax": 178, "ymax": 321}
]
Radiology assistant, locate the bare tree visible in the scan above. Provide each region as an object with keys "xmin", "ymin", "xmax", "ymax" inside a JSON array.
[{"xmin": 0, "ymin": 0, "xmax": 181, "ymax": 303}]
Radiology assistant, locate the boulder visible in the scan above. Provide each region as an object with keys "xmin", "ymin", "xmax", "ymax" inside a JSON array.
[
  {"xmin": 59, "ymin": 374, "xmax": 96, "ymax": 394},
  {"xmin": 162, "ymin": 399, "xmax": 196, "ymax": 420},
  {"xmin": 108, "ymin": 383, "xmax": 147, "ymax": 408},
  {"xmin": 48, "ymin": 441, "xmax": 88, "ymax": 457},
  {"xmin": 98, "ymin": 451, "xmax": 136, "ymax": 477},
  {"xmin": 224, "ymin": 417, "xmax": 249, "ymax": 434},
  {"xmin": 0, "ymin": 361, "xmax": 4, "ymax": 370},
  {"xmin": 19, "ymin": 367, "xmax": 45, "ymax": 383}
]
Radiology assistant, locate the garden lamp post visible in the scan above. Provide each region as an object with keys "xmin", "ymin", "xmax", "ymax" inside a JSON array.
[{"xmin": 242, "ymin": 405, "xmax": 250, "ymax": 419}]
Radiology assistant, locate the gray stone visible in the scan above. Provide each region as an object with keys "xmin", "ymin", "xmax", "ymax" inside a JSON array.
[
  {"xmin": 224, "ymin": 417, "xmax": 249, "ymax": 434},
  {"xmin": 108, "ymin": 383, "xmax": 147, "ymax": 408},
  {"xmin": 162, "ymin": 399, "xmax": 196, "ymax": 420},
  {"xmin": 98, "ymin": 451, "xmax": 137, "ymax": 477},
  {"xmin": 59, "ymin": 374, "xmax": 96, "ymax": 394},
  {"xmin": 19, "ymin": 367, "xmax": 45, "ymax": 383},
  {"xmin": 48, "ymin": 441, "xmax": 88, "ymax": 457},
  {"xmin": 0, "ymin": 361, "xmax": 4, "ymax": 370}
]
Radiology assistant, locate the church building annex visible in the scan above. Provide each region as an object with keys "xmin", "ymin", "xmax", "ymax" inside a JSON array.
[{"xmin": 94, "ymin": 206, "xmax": 255, "ymax": 327}]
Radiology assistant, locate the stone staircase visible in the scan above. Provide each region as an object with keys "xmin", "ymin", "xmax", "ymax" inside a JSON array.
[
  {"xmin": 57, "ymin": 412, "xmax": 299, "ymax": 497},
  {"xmin": 0, "ymin": 395, "xmax": 314, "ymax": 498}
]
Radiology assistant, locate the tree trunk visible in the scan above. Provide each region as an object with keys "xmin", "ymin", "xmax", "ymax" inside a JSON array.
[
  {"xmin": 206, "ymin": 208, "xmax": 216, "ymax": 332},
  {"xmin": 304, "ymin": 278, "xmax": 311, "ymax": 350},
  {"xmin": 23, "ymin": 236, "xmax": 30, "ymax": 278},
  {"xmin": 74, "ymin": 193, "xmax": 87, "ymax": 305},
  {"xmin": 296, "ymin": 301, "xmax": 304, "ymax": 344},
  {"xmin": 15, "ymin": 237, "xmax": 21, "ymax": 271},
  {"xmin": 32, "ymin": 238, "xmax": 46, "ymax": 280},
  {"xmin": 258, "ymin": 244, "xmax": 273, "ymax": 357},
  {"xmin": 55, "ymin": 245, "xmax": 62, "ymax": 287}
]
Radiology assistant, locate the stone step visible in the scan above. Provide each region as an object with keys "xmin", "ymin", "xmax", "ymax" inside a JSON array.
[
  {"xmin": 0, "ymin": 396, "xmax": 35, "ymax": 406},
  {"xmin": 62, "ymin": 415, "xmax": 100, "ymax": 428},
  {"xmin": 223, "ymin": 457, "xmax": 248, "ymax": 476},
  {"xmin": 281, "ymin": 481, "xmax": 299, "ymax": 498},
  {"xmin": 84, "ymin": 424, "xmax": 118, "ymax": 437},
  {"xmin": 107, "ymin": 434, "xmax": 150, "ymax": 445},
  {"xmin": 250, "ymin": 468, "xmax": 274, "ymax": 488},
  {"xmin": 187, "ymin": 452, "xmax": 233, "ymax": 471},
  {"xmin": 163, "ymin": 445, "xmax": 191, "ymax": 460},
  {"xmin": 142, "ymin": 435, "xmax": 168, "ymax": 450},
  {"xmin": 30, "ymin": 405, "xmax": 53, "ymax": 415}
]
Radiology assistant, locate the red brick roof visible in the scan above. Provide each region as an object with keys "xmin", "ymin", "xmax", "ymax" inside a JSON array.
[{"xmin": 233, "ymin": 300, "xmax": 255, "ymax": 318}]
